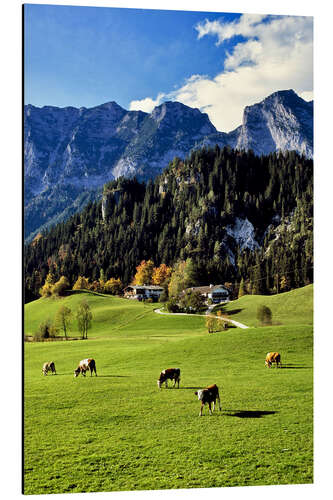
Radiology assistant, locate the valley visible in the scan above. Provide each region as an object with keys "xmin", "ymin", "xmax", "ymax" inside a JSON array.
[{"xmin": 24, "ymin": 287, "xmax": 313, "ymax": 494}]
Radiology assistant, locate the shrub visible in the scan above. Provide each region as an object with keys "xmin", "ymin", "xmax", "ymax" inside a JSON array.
[
  {"xmin": 159, "ymin": 289, "xmax": 168, "ymax": 303},
  {"xmin": 166, "ymin": 298, "xmax": 180, "ymax": 313},
  {"xmin": 33, "ymin": 320, "xmax": 58, "ymax": 341},
  {"xmin": 179, "ymin": 290, "xmax": 205, "ymax": 313},
  {"xmin": 257, "ymin": 305, "xmax": 273, "ymax": 326},
  {"xmin": 206, "ymin": 314, "xmax": 228, "ymax": 333}
]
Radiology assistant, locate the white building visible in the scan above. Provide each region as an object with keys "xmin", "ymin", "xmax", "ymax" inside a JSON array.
[
  {"xmin": 186, "ymin": 284, "xmax": 230, "ymax": 304},
  {"xmin": 124, "ymin": 285, "xmax": 164, "ymax": 301}
]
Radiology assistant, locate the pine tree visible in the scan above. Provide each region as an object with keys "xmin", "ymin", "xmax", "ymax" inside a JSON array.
[{"xmin": 238, "ymin": 277, "xmax": 246, "ymax": 298}]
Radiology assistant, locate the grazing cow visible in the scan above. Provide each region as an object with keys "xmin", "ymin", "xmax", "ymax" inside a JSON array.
[
  {"xmin": 194, "ymin": 384, "xmax": 221, "ymax": 416},
  {"xmin": 42, "ymin": 361, "xmax": 56, "ymax": 376},
  {"xmin": 265, "ymin": 352, "xmax": 282, "ymax": 368},
  {"xmin": 74, "ymin": 358, "xmax": 97, "ymax": 377},
  {"xmin": 157, "ymin": 368, "xmax": 180, "ymax": 389}
]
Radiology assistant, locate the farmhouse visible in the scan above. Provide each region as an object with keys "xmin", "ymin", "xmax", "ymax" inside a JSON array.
[
  {"xmin": 186, "ymin": 284, "xmax": 230, "ymax": 304},
  {"xmin": 124, "ymin": 284, "xmax": 164, "ymax": 301}
]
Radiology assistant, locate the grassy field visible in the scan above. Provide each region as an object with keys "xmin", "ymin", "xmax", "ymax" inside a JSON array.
[
  {"xmin": 213, "ymin": 284, "xmax": 313, "ymax": 328},
  {"xmin": 24, "ymin": 286, "xmax": 313, "ymax": 494}
]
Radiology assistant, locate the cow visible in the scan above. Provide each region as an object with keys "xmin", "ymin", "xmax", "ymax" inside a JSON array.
[
  {"xmin": 157, "ymin": 368, "xmax": 180, "ymax": 389},
  {"xmin": 42, "ymin": 361, "xmax": 56, "ymax": 376},
  {"xmin": 194, "ymin": 384, "xmax": 221, "ymax": 416},
  {"xmin": 74, "ymin": 358, "xmax": 97, "ymax": 377},
  {"xmin": 265, "ymin": 352, "xmax": 282, "ymax": 368}
]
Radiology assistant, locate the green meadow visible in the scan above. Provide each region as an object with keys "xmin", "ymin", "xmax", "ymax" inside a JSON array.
[{"xmin": 24, "ymin": 286, "xmax": 313, "ymax": 494}]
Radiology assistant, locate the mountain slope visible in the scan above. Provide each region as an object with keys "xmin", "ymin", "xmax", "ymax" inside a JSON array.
[
  {"xmin": 24, "ymin": 90, "xmax": 313, "ymax": 240},
  {"xmin": 24, "ymin": 148, "xmax": 313, "ymax": 302}
]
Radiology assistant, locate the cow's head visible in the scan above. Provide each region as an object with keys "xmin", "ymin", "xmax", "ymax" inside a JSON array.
[
  {"xmin": 195, "ymin": 390, "xmax": 204, "ymax": 401},
  {"xmin": 157, "ymin": 379, "xmax": 161, "ymax": 388},
  {"xmin": 74, "ymin": 368, "xmax": 80, "ymax": 378},
  {"xmin": 265, "ymin": 360, "xmax": 271, "ymax": 368}
]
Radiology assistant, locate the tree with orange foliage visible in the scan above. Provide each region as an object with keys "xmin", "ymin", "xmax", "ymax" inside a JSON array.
[
  {"xmin": 132, "ymin": 260, "xmax": 154, "ymax": 285},
  {"xmin": 104, "ymin": 278, "xmax": 123, "ymax": 295},
  {"xmin": 72, "ymin": 276, "xmax": 90, "ymax": 290},
  {"xmin": 39, "ymin": 271, "xmax": 55, "ymax": 297},
  {"xmin": 151, "ymin": 263, "xmax": 172, "ymax": 286}
]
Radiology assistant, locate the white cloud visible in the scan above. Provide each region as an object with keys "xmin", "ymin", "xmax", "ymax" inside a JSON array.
[
  {"xmin": 195, "ymin": 14, "xmax": 269, "ymax": 45},
  {"xmin": 130, "ymin": 14, "xmax": 313, "ymax": 132},
  {"xmin": 129, "ymin": 93, "xmax": 165, "ymax": 113}
]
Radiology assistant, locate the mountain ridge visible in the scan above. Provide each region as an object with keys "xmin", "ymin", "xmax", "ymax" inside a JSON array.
[{"xmin": 24, "ymin": 90, "xmax": 313, "ymax": 241}]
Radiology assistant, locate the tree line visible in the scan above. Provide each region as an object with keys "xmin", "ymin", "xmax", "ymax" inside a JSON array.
[{"xmin": 24, "ymin": 146, "xmax": 313, "ymax": 302}]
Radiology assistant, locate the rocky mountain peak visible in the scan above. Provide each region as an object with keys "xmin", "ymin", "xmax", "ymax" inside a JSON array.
[{"xmin": 24, "ymin": 90, "xmax": 313, "ymax": 241}]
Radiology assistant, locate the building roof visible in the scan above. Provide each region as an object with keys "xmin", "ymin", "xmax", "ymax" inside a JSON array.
[
  {"xmin": 125, "ymin": 285, "xmax": 164, "ymax": 291},
  {"xmin": 186, "ymin": 284, "xmax": 230, "ymax": 294}
]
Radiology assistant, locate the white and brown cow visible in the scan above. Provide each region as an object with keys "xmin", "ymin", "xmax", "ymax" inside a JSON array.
[
  {"xmin": 42, "ymin": 361, "xmax": 56, "ymax": 376},
  {"xmin": 265, "ymin": 352, "xmax": 282, "ymax": 368},
  {"xmin": 195, "ymin": 384, "xmax": 221, "ymax": 416},
  {"xmin": 157, "ymin": 368, "xmax": 180, "ymax": 389},
  {"xmin": 74, "ymin": 358, "xmax": 97, "ymax": 377}
]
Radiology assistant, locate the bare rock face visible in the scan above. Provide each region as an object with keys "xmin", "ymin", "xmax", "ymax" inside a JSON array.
[
  {"xmin": 24, "ymin": 90, "xmax": 313, "ymax": 241},
  {"xmin": 235, "ymin": 90, "xmax": 313, "ymax": 157}
]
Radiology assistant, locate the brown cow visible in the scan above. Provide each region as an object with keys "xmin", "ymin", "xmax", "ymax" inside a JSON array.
[
  {"xmin": 74, "ymin": 358, "xmax": 97, "ymax": 377},
  {"xmin": 157, "ymin": 368, "xmax": 180, "ymax": 388},
  {"xmin": 194, "ymin": 384, "xmax": 221, "ymax": 416},
  {"xmin": 265, "ymin": 352, "xmax": 282, "ymax": 368},
  {"xmin": 42, "ymin": 361, "xmax": 56, "ymax": 376}
]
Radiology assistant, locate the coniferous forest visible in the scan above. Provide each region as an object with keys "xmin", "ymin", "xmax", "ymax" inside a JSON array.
[{"xmin": 24, "ymin": 146, "xmax": 313, "ymax": 302}]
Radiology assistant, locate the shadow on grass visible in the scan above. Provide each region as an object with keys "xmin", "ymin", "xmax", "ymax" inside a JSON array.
[
  {"xmin": 97, "ymin": 375, "xmax": 130, "ymax": 378},
  {"xmin": 280, "ymin": 365, "xmax": 311, "ymax": 370},
  {"xmin": 224, "ymin": 410, "xmax": 277, "ymax": 418},
  {"xmin": 223, "ymin": 308, "xmax": 243, "ymax": 316},
  {"xmin": 176, "ymin": 386, "xmax": 203, "ymax": 390}
]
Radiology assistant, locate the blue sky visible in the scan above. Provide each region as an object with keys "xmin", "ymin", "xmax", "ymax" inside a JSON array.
[{"xmin": 24, "ymin": 3, "xmax": 313, "ymax": 131}]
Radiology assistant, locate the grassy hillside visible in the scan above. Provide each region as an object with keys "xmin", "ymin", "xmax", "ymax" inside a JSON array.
[
  {"xmin": 24, "ymin": 290, "xmax": 313, "ymax": 494},
  {"xmin": 214, "ymin": 285, "xmax": 313, "ymax": 328},
  {"xmin": 25, "ymin": 292, "xmax": 158, "ymax": 338}
]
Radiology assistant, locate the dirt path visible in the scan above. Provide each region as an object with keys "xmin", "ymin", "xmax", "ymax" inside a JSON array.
[{"xmin": 153, "ymin": 308, "xmax": 249, "ymax": 329}]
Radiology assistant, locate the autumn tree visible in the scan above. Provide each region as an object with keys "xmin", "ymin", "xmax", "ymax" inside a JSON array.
[
  {"xmin": 39, "ymin": 272, "xmax": 55, "ymax": 298},
  {"xmin": 72, "ymin": 276, "xmax": 90, "ymax": 290},
  {"xmin": 55, "ymin": 305, "xmax": 73, "ymax": 339},
  {"xmin": 168, "ymin": 261, "xmax": 188, "ymax": 298},
  {"xmin": 52, "ymin": 276, "xmax": 70, "ymax": 297},
  {"xmin": 132, "ymin": 260, "xmax": 154, "ymax": 285},
  {"xmin": 104, "ymin": 277, "xmax": 123, "ymax": 295},
  {"xmin": 205, "ymin": 315, "xmax": 216, "ymax": 333},
  {"xmin": 151, "ymin": 263, "xmax": 172, "ymax": 285},
  {"xmin": 89, "ymin": 280, "xmax": 103, "ymax": 293},
  {"xmin": 280, "ymin": 275, "xmax": 291, "ymax": 292},
  {"xmin": 76, "ymin": 300, "xmax": 93, "ymax": 339},
  {"xmin": 205, "ymin": 311, "xmax": 228, "ymax": 333}
]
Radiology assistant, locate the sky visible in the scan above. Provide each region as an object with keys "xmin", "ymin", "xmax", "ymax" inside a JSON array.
[{"xmin": 24, "ymin": 3, "xmax": 313, "ymax": 132}]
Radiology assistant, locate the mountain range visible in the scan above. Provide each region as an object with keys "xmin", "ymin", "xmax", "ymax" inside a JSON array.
[{"xmin": 24, "ymin": 89, "xmax": 313, "ymax": 241}]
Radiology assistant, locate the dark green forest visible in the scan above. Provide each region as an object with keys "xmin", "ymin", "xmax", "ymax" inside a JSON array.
[{"xmin": 24, "ymin": 146, "xmax": 313, "ymax": 302}]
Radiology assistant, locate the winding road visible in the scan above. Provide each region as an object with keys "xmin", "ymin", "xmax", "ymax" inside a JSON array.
[{"xmin": 153, "ymin": 308, "xmax": 249, "ymax": 329}]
